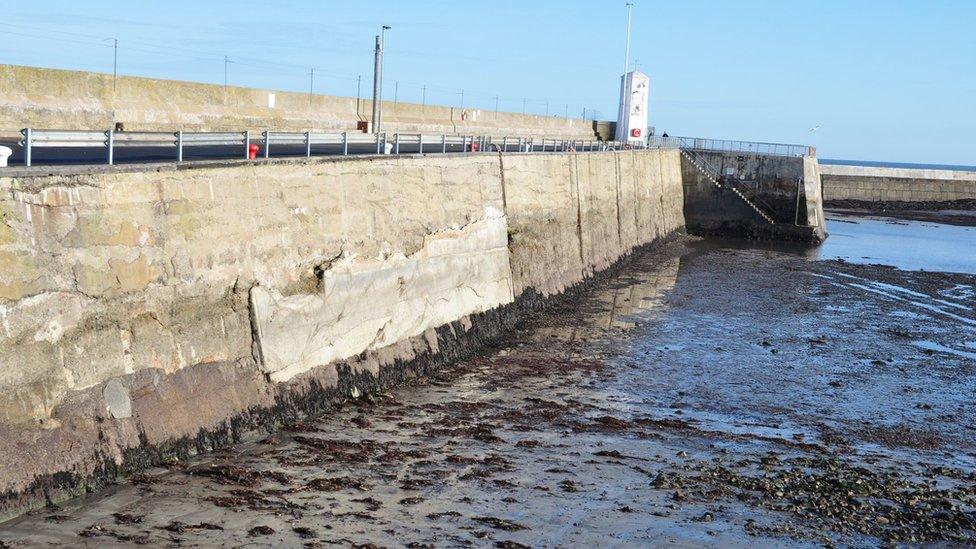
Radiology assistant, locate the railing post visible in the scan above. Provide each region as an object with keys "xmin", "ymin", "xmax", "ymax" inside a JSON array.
[
  {"xmin": 244, "ymin": 130, "xmax": 250, "ymax": 159},
  {"xmin": 176, "ymin": 131, "xmax": 183, "ymax": 162},
  {"xmin": 106, "ymin": 129, "xmax": 114, "ymax": 165},
  {"xmin": 418, "ymin": 134, "xmax": 423, "ymax": 155},
  {"xmin": 263, "ymin": 131, "xmax": 270, "ymax": 159},
  {"xmin": 394, "ymin": 133, "xmax": 400, "ymax": 155},
  {"xmin": 376, "ymin": 132, "xmax": 382, "ymax": 154},
  {"xmin": 462, "ymin": 135, "xmax": 467, "ymax": 152},
  {"xmin": 441, "ymin": 134, "xmax": 447, "ymax": 153},
  {"xmin": 23, "ymin": 128, "xmax": 32, "ymax": 167},
  {"xmin": 305, "ymin": 131, "xmax": 311, "ymax": 157},
  {"xmin": 343, "ymin": 132, "xmax": 349, "ymax": 155},
  {"xmin": 381, "ymin": 132, "xmax": 387, "ymax": 154}
]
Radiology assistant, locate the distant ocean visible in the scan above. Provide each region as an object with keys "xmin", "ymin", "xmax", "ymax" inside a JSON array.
[{"xmin": 821, "ymin": 158, "xmax": 976, "ymax": 172}]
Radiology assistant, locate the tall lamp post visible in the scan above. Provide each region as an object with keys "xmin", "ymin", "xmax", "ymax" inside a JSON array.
[
  {"xmin": 372, "ymin": 25, "xmax": 391, "ymax": 133},
  {"xmin": 623, "ymin": 3, "xmax": 633, "ymax": 75}
]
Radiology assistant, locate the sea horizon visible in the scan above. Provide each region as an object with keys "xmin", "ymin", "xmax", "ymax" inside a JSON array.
[{"xmin": 821, "ymin": 158, "xmax": 976, "ymax": 172}]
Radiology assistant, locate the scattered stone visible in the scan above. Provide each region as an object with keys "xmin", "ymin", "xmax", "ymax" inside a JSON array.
[
  {"xmin": 248, "ymin": 525, "xmax": 275, "ymax": 537},
  {"xmin": 426, "ymin": 511, "xmax": 462, "ymax": 520},
  {"xmin": 472, "ymin": 517, "xmax": 527, "ymax": 531},
  {"xmin": 494, "ymin": 541, "xmax": 529, "ymax": 548},
  {"xmin": 159, "ymin": 521, "xmax": 224, "ymax": 534},
  {"xmin": 399, "ymin": 497, "xmax": 424, "ymax": 505},
  {"xmin": 112, "ymin": 513, "xmax": 144, "ymax": 525},
  {"xmin": 185, "ymin": 463, "xmax": 263, "ymax": 487}
]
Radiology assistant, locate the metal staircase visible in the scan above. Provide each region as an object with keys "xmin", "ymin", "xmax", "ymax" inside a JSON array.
[{"xmin": 681, "ymin": 148, "xmax": 776, "ymax": 224}]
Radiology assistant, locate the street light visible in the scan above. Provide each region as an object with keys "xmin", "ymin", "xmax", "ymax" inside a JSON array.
[
  {"xmin": 372, "ymin": 25, "xmax": 391, "ymax": 133},
  {"xmin": 623, "ymin": 3, "xmax": 633, "ymax": 75}
]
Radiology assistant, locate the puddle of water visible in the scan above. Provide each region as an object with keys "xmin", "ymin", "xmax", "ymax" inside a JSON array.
[
  {"xmin": 821, "ymin": 213, "xmax": 976, "ymax": 274},
  {"xmin": 913, "ymin": 339, "xmax": 976, "ymax": 360}
]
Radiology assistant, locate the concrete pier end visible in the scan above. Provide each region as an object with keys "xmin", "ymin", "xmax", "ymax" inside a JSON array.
[{"xmin": 680, "ymin": 150, "xmax": 827, "ymax": 243}]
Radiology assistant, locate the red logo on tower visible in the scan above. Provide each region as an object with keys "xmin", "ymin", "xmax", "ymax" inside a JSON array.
[{"xmin": 631, "ymin": 128, "xmax": 642, "ymax": 138}]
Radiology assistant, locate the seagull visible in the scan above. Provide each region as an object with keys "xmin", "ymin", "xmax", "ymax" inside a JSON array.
[{"xmin": 809, "ymin": 125, "xmax": 820, "ymax": 132}]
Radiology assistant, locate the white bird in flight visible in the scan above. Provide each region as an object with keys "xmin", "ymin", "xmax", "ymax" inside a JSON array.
[{"xmin": 809, "ymin": 125, "xmax": 820, "ymax": 132}]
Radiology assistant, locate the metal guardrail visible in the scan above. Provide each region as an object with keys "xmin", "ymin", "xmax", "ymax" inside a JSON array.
[
  {"xmin": 672, "ymin": 135, "xmax": 814, "ymax": 158},
  {"xmin": 12, "ymin": 130, "xmax": 813, "ymax": 168},
  {"xmin": 15, "ymin": 128, "xmax": 673, "ymax": 167}
]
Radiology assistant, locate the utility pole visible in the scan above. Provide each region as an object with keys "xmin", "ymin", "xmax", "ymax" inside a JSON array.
[
  {"xmin": 394, "ymin": 80, "xmax": 398, "ymax": 105},
  {"xmin": 459, "ymin": 89, "xmax": 464, "ymax": 110},
  {"xmin": 372, "ymin": 25, "xmax": 390, "ymax": 133},
  {"xmin": 522, "ymin": 98, "xmax": 526, "ymax": 115},
  {"xmin": 623, "ymin": 2, "xmax": 634, "ymax": 75},
  {"xmin": 309, "ymin": 68, "xmax": 314, "ymax": 103},
  {"xmin": 422, "ymin": 85, "xmax": 426, "ymax": 107},
  {"xmin": 564, "ymin": 104, "xmax": 568, "ymax": 118},
  {"xmin": 224, "ymin": 56, "xmax": 229, "ymax": 89},
  {"xmin": 545, "ymin": 101, "xmax": 549, "ymax": 116},
  {"xmin": 112, "ymin": 38, "xmax": 118, "ymax": 91},
  {"xmin": 356, "ymin": 74, "xmax": 363, "ymax": 116},
  {"xmin": 494, "ymin": 95, "xmax": 499, "ymax": 113}
]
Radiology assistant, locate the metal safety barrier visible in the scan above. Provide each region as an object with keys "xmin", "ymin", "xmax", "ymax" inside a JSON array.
[
  {"xmin": 671, "ymin": 136, "xmax": 813, "ymax": 158},
  {"xmin": 15, "ymin": 127, "xmax": 676, "ymax": 168}
]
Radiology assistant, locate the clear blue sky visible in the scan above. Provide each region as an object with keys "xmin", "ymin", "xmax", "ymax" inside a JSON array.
[{"xmin": 2, "ymin": 0, "xmax": 974, "ymax": 165}]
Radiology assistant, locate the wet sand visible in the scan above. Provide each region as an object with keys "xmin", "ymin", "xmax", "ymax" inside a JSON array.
[{"xmin": 1, "ymin": 214, "xmax": 974, "ymax": 547}]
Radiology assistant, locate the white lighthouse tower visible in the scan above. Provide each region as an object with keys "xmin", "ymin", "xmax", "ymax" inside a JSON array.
[{"xmin": 615, "ymin": 70, "xmax": 649, "ymax": 144}]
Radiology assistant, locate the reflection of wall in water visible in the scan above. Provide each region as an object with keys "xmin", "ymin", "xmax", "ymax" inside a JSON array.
[{"xmin": 534, "ymin": 258, "xmax": 680, "ymax": 342}]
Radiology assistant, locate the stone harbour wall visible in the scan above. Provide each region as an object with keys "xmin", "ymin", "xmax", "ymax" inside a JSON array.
[
  {"xmin": 0, "ymin": 64, "xmax": 595, "ymax": 140},
  {"xmin": 820, "ymin": 164, "xmax": 976, "ymax": 204},
  {"xmin": 0, "ymin": 149, "xmax": 685, "ymax": 519}
]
